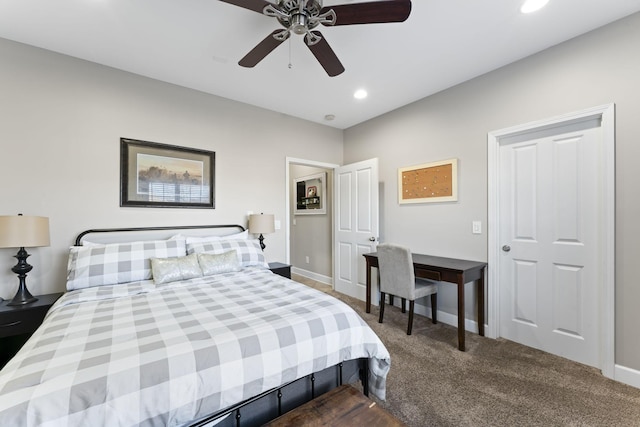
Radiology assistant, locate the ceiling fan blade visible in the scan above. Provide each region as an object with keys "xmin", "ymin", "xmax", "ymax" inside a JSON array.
[
  {"xmin": 304, "ymin": 31, "xmax": 345, "ymax": 77},
  {"xmin": 218, "ymin": 0, "xmax": 272, "ymax": 14},
  {"xmin": 239, "ymin": 30, "xmax": 288, "ymax": 68},
  {"xmin": 321, "ymin": 0, "xmax": 411, "ymax": 26}
]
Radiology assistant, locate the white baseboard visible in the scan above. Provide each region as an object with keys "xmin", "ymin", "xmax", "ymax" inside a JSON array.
[
  {"xmin": 291, "ymin": 267, "xmax": 333, "ymax": 286},
  {"xmin": 615, "ymin": 364, "xmax": 640, "ymax": 390},
  {"xmin": 413, "ymin": 302, "xmax": 640, "ymax": 390}
]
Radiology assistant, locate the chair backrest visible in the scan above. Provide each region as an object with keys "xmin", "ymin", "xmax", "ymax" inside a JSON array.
[{"xmin": 377, "ymin": 243, "xmax": 416, "ymax": 300}]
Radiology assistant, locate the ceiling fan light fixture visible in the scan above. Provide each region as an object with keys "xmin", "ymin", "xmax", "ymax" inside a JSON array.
[
  {"xmin": 291, "ymin": 13, "xmax": 308, "ymax": 34},
  {"xmin": 521, "ymin": 0, "xmax": 550, "ymax": 14}
]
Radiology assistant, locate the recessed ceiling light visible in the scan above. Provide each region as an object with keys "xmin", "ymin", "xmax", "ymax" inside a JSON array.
[
  {"xmin": 521, "ymin": 0, "xmax": 550, "ymax": 14},
  {"xmin": 324, "ymin": 114, "xmax": 335, "ymax": 121},
  {"xmin": 354, "ymin": 89, "xmax": 368, "ymax": 100}
]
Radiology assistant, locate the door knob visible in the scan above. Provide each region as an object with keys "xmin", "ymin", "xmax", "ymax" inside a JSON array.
[
  {"xmin": 502, "ymin": 245, "xmax": 511, "ymax": 252},
  {"xmin": 369, "ymin": 237, "xmax": 376, "ymax": 242}
]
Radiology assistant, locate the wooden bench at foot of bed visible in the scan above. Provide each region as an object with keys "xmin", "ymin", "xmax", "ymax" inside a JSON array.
[{"xmin": 264, "ymin": 385, "xmax": 405, "ymax": 427}]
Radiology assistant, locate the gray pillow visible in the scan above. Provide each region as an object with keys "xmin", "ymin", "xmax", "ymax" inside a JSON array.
[
  {"xmin": 66, "ymin": 238, "xmax": 187, "ymax": 291},
  {"xmin": 198, "ymin": 250, "xmax": 241, "ymax": 276},
  {"xmin": 151, "ymin": 253, "xmax": 203, "ymax": 285}
]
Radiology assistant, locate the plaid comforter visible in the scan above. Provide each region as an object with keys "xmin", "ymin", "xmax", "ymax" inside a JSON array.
[{"xmin": 0, "ymin": 267, "xmax": 390, "ymax": 426}]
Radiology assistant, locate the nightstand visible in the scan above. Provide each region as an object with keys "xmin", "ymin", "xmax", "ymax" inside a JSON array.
[
  {"xmin": 0, "ymin": 292, "xmax": 62, "ymax": 368},
  {"xmin": 269, "ymin": 262, "xmax": 291, "ymax": 279}
]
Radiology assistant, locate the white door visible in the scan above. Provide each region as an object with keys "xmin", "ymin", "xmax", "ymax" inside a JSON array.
[
  {"xmin": 498, "ymin": 118, "xmax": 603, "ymax": 368},
  {"xmin": 333, "ymin": 158, "xmax": 379, "ymax": 300}
]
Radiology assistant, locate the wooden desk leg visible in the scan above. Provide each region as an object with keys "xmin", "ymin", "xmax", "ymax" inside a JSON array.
[
  {"xmin": 457, "ymin": 273, "xmax": 465, "ymax": 351},
  {"xmin": 478, "ymin": 267, "xmax": 485, "ymax": 337},
  {"xmin": 365, "ymin": 260, "xmax": 372, "ymax": 313}
]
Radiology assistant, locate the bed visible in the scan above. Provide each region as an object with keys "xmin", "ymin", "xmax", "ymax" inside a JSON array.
[{"xmin": 0, "ymin": 225, "xmax": 390, "ymax": 426}]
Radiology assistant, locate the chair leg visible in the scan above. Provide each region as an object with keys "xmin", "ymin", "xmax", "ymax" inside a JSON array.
[
  {"xmin": 379, "ymin": 292, "xmax": 386, "ymax": 323},
  {"xmin": 431, "ymin": 293, "xmax": 438, "ymax": 324},
  {"xmin": 407, "ymin": 300, "xmax": 415, "ymax": 335},
  {"xmin": 389, "ymin": 294, "xmax": 394, "ymax": 306},
  {"xmin": 401, "ymin": 298, "xmax": 406, "ymax": 313}
]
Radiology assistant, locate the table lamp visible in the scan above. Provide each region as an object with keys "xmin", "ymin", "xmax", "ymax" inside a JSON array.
[
  {"xmin": 0, "ymin": 214, "xmax": 50, "ymax": 306},
  {"xmin": 249, "ymin": 213, "xmax": 275, "ymax": 250}
]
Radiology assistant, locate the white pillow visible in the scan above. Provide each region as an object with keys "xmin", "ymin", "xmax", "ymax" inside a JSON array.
[
  {"xmin": 185, "ymin": 230, "xmax": 248, "ymax": 244},
  {"xmin": 81, "ymin": 240, "xmax": 104, "ymax": 247},
  {"xmin": 83, "ymin": 235, "xmax": 186, "ymax": 246}
]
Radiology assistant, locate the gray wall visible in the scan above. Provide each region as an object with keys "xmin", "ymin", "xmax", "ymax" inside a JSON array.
[
  {"xmin": 0, "ymin": 38, "xmax": 343, "ymax": 298},
  {"xmin": 343, "ymin": 13, "xmax": 640, "ymax": 370},
  {"xmin": 289, "ymin": 164, "xmax": 332, "ymax": 278}
]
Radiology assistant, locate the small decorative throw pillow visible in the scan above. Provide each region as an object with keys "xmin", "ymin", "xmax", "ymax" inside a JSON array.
[
  {"xmin": 197, "ymin": 250, "xmax": 241, "ymax": 276},
  {"xmin": 151, "ymin": 253, "xmax": 203, "ymax": 285}
]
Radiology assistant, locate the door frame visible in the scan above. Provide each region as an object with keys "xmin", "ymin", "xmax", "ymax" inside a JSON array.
[
  {"xmin": 285, "ymin": 157, "xmax": 339, "ymax": 279},
  {"xmin": 487, "ymin": 104, "xmax": 615, "ymax": 378}
]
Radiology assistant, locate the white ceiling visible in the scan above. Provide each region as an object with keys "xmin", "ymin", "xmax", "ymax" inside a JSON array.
[{"xmin": 1, "ymin": 0, "xmax": 639, "ymax": 129}]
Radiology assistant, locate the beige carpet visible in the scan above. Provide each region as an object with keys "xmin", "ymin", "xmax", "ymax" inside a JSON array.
[{"xmin": 293, "ymin": 275, "xmax": 640, "ymax": 427}]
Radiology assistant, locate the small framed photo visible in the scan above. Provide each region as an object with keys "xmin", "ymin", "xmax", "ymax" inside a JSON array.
[
  {"xmin": 294, "ymin": 172, "xmax": 326, "ymax": 215},
  {"xmin": 120, "ymin": 138, "xmax": 215, "ymax": 208},
  {"xmin": 398, "ymin": 158, "xmax": 458, "ymax": 204}
]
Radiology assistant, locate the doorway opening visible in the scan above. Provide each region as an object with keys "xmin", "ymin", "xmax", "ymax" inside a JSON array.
[{"xmin": 285, "ymin": 157, "xmax": 337, "ymax": 285}]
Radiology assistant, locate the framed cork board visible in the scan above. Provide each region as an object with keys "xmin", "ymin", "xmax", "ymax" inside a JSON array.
[{"xmin": 398, "ymin": 158, "xmax": 458, "ymax": 204}]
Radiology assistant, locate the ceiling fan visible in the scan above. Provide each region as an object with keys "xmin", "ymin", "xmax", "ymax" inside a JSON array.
[{"xmin": 219, "ymin": 0, "xmax": 412, "ymax": 77}]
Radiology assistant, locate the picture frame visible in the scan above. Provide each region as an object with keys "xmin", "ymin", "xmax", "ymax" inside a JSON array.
[
  {"xmin": 120, "ymin": 138, "xmax": 215, "ymax": 208},
  {"xmin": 294, "ymin": 172, "xmax": 326, "ymax": 215},
  {"xmin": 398, "ymin": 158, "xmax": 458, "ymax": 204}
]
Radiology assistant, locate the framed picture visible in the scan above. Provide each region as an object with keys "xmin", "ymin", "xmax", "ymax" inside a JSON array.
[
  {"xmin": 120, "ymin": 138, "xmax": 215, "ymax": 208},
  {"xmin": 398, "ymin": 158, "xmax": 458, "ymax": 204},
  {"xmin": 294, "ymin": 172, "xmax": 326, "ymax": 215}
]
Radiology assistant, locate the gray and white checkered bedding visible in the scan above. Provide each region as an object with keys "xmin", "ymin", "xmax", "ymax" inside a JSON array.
[{"xmin": 0, "ymin": 267, "xmax": 390, "ymax": 426}]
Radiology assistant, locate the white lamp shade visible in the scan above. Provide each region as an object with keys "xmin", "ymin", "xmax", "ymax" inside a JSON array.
[
  {"xmin": 249, "ymin": 214, "xmax": 275, "ymax": 234},
  {"xmin": 0, "ymin": 215, "xmax": 50, "ymax": 248}
]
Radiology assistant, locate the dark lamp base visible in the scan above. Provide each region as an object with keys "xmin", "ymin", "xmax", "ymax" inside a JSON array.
[
  {"xmin": 7, "ymin": 247, "xmax": 39, "ymax": 306},
  {"xmin": 7, "ymin": 293, "xmax": 38, "ymax": 306}
]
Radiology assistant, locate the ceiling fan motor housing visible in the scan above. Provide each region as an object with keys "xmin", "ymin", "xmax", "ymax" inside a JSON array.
[{"xmin": 274, "ymin": 0, "xmax": 324, "ymax": 33}]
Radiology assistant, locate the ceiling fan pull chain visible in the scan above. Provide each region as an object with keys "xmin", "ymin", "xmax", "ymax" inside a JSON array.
[{"xmin": 288, "ymin": 37, "xmax": 293, "ymax": 69}]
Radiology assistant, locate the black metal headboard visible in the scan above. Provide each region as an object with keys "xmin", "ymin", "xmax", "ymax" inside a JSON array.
[{"xmin": 74, "ymin": 224, "xmax": 246, "ymax": 246}]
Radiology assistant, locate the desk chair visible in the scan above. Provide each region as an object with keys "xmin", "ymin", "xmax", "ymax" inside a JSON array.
[{"xmin": 377, "ymin": 243, "xmax": 438, "ymax": 335}]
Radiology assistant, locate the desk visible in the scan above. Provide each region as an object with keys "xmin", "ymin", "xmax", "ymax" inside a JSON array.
[{"xmin": 363, "ymin": 252, "xmax": 487, "ymax": 351}]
